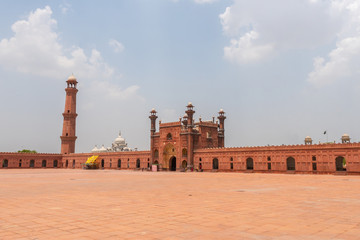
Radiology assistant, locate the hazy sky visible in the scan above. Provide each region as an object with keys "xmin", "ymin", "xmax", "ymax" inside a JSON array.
[{"xmin": 1, "ymin": 0, "xmax": 360, "ymax": 153}]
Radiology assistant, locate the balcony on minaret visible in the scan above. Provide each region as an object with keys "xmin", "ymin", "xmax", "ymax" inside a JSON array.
[{"xmin": 66, "ymin": 74, "xmax": 78, "ymax": 89}]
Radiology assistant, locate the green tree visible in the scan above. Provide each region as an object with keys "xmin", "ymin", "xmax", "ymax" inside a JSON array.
[{"xmin": 18, "ymin": 149, "xmax": 37, "ymax": 153}]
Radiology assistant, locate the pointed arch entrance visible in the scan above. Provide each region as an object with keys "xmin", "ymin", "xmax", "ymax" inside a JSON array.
[
  {"xmin": 136, "ymin": 159, "xmax": 141, "ymax": 169},
  {"xmin": 287, "ymin": 157, "xmax": 295, "ymax": 171},
  {"xmin": 163, "ymin": 143, "xmax": 176, "ymax": 170},
  {"xmin": 335, "ymin": 156, "xmax": 346, "ymax": 171},
  {"xmin": 169, "ymin": 157, "xmax": 177, "ymax": 171},
  {"xmin": 213, "ymin": 158, "xmax": 219, "ymax": 170},
  {"xmin": 246, "ymin": 158, "xmax": 254, "ymax": 170}
]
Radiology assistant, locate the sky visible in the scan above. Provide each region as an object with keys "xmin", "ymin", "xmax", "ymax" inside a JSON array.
[{"xmin": 1, "ymin": 0, "xmax": 360, "ymax": 153}]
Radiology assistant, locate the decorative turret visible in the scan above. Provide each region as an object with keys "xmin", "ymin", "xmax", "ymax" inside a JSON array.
[
  {"xmin": 60, "ymin": 74, "xmax": 78, "ymax": 154},
  {"xmin": 217, "ymin": 109, "xmax": 226, "ymax": 147},
  {"xmin": 186, "ymin": 102, "xmax": 195, "ymax": 127},
  {"xmin": 305, "ymin": 136, "xmax": 312, "ymax": 145},
  {"xmin": 182, "ymin": 114, "xmax": 188, "ymax": 127},
  {"xmin": 341, "ymin": 134, "xmax": 350, "ymax": 143}
]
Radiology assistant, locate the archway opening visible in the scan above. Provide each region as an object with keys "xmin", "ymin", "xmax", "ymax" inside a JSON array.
[
  {"xmin": 287, "ymin": 157, "xmax": 296, "ymax": 171},
  {"xmin": 182, "ymin": 160, "xmax": 187, "ymax": 169},
  {"xmin": 170, "ymin": 157, "xmax": 176, "ymax": 171},
  {"xmin": 163, "ymin": 143, "xmax": 176, "ymax": 170},
  {"xmin": 3, "ymin": 159, "xmax": 8, "ymax": 168},
  {"xmin": 335, "ymin": 156, "xmax": 346, "ymax": 171},
  {"xmin": 42, "ymin": 160, "xmax": 46, "ymax": 168},
  {"xmin": 118, "ymin": 159, "xmax": 121, "ymax": 168},
  {"xmin": 65, "ymin": 160, "xmax": 68, "ymax": 168},
  {"xmin": 101, "ymin": 159, "xmax": 105, "ymax": 168},
  {"xmin": 136, "ymin": 159, "xmax": 141, "ymax": 169},
  {"xmin": 213, "ymin": 158, "xmax": 219, "ymax": 170},
  {"xmin": 53, "ymin": 160, "xmax": 58, "ymax": 168},
  {"xmin": 246, "ymin": 158, "xmax": 254, "ymax": 170},
  {"xmin": 30, "ymin": 160, "xmax": 35, "ymax": 168}
]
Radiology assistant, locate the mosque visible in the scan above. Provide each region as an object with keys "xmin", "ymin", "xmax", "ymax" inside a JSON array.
[
  {"xmin": 91, "ymin": 132, "xmax": 136, "ymax": 153},
  {"xmin": 1, "ymin": 75, "xmax": 360, "ymax": 174}
]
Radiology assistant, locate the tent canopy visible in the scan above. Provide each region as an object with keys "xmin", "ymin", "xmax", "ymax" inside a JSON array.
[{"xmin": 86, "ymin": 155, "xmax": 99, "ymax": 164}]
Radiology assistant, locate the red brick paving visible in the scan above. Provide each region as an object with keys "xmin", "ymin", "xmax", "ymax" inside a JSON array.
[{"xmin": 0, "ymin": 169, "xmax": 360, "ymax": 239}]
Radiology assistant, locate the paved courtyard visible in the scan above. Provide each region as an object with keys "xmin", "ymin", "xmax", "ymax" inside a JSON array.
[{"xmin": 0, "ymin": 170, "xmax": 360, "ymax": 240}]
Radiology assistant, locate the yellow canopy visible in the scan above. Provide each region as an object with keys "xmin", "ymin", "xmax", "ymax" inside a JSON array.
[{"xmin": 86, "ymin": 155, "xmax": 99, "ymax": 164}]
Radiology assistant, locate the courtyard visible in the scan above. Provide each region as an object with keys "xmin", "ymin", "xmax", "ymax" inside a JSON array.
[{"xmin": 0, "ymin": 169, "xmax": 359, "ymax": 239}]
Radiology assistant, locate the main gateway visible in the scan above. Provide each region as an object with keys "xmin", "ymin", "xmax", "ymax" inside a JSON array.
[{"xmin": 1, "ymin": 75, "xmax": 360, "ymax": 174}]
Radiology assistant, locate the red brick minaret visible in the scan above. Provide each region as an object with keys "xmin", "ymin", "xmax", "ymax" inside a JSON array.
[
  {"xmin": 217, "ymin": 109, "xmax": 226, "ymax": 147},
  {"xmin": 60, "ymin": 74, "xmax": 78, "ymax": 154},
  {"xmin": 185, "ymin": 102, "xmax": 195, "ymax": 169},
  {"xmin": 149, "ymin": 108, "xmax": 158, "ymax": 164}
]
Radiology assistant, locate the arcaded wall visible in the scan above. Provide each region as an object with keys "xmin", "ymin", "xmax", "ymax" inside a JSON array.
[
  {"xmin": 62, "ymin": 151, "xmax": 151, "ymax": 169},
  {"xmin": 194, "ymin": 143, "xmax": 360, "ymax": 174},
  {"xmin": 0, "ymin": 152, "xmax": 62, "ymax": 168}
]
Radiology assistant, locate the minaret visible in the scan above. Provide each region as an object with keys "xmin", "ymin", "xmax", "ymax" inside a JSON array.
[
  {"xmin": 149, "ymin": 108, "xmax": 158, "ymax": 164},
  {"xmin": 185, "ymin": 102, "xmax": 195, "ymax": 169},
  {"xmin": 217, "ymin": 109, "xmax": 226, "ymax": 147},
  {"xmin": 60, "ymin": 74, "xmax": 78, "ymax": 154}
]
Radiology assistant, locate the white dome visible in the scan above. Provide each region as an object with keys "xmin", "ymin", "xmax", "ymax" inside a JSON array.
[
  {"xmin": 98, "ymin": 145, "xmax": 107, "ymax": 152},
  {"xmin": 305, "ymin": 136, "xmax": 311, "ymax": 139},
  {"xmin": 114, "ymin": 132, "xmax": 125, "ymax": 144},
  {"xmin": 68, "ymin": 74, "xmax": 77, "ymax": 81},
  {"xmin": 91, "ymin": 145, "xmax": 99, "ymax": 153},
  {"xmin": 342, "ymin": 133, "xmax": 349, "ymax": 137}
]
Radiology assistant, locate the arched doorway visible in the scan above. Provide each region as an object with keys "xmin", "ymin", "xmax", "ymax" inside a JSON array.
[
  {"xmin": 42, "ymin": 160, "xmax": 46, "ymax": 168},
  {"xmin": 101, "ymin": 159, "xmax": 105, "ymax": 168},
  {"xmin": 65, "ymin": 160, "xmax": 68, "ymax": 168},
  {"xmin": 163, "ymin": 143, "xmax": 176, "ymax": 170},
  {"xmin": 182, "ymin": 160, "xmax": 187, "ymax": 169},
  {"xmin": 3, "ymin": 159, "xmax": 8, "ymax": 168},
  {"xmin": 169, "ymin": 157, "xmax": 176, "ymax": 171},
  {"xmin": 30, "ymin": 160, "xmax": 35, "ymax": 168},
  {"xmin": 246, "ymin": 158, "xmax": 254, "ymax": 170},
  {"xmin": 335, "ymin": 156, "xmax": 346, "ymax": 171},
  {"xmin": 287, "ymin": 157, "xmax": 296, "ymax": 171},
  {"xmin": 213, "ymin": 158, "xmax": 219, "ymax": 170},
  {"xmin": 136, "ymin": 159, "xmax": 141, "ymax": 169},
  {"xmin": 72, "ymin": 160, "xmax": 76, "ymax": 168},
  {"xmin": 53, "ymin": 160, "xmax": 58, "ymax": 168},
  {"xmin": 118, "ymin": 159, "xmax": 121, "ymax": 168}
]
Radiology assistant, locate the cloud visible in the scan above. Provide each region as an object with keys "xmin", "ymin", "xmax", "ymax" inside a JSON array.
[
  {"xmin": 308, "ymin": 37, "xmax": 360, "ymax": 86},
  {"xmin": 307, "ymin": 0, "xmax": 360, "ymax": 86},
  {"xmin": 109, "ymin": 39, "xmax": 125, "ymax": 53},
  {"xmin": 224, "ymin": 31, "xmax": 274, "ymax": 64},
  {"xmin": 89, "ymin": 81, "xmax": 141, "ymax": 100},
  {"xmin": 0, "ymin": 6, "xmax": 114, "ymax": 81},
  {"xmin": 220, "ymin": 0, "xmax": 341, "ymax": 64}
]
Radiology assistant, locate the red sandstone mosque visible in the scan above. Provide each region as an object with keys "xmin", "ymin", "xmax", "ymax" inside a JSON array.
[{"xmin": 1, "ymin": 75, "xmax": 360, "ymax": 174}]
